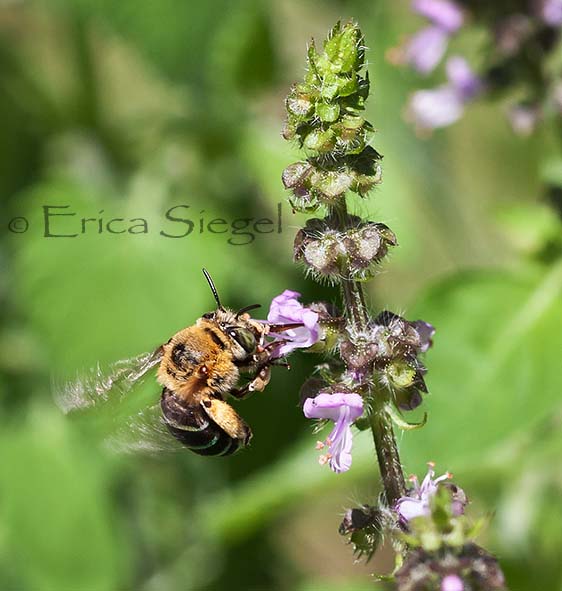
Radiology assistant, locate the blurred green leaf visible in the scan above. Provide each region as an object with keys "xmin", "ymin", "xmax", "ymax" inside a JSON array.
[
  {"xmin": 0, "ymin": 404, "xmax": 124, "ymax": 591},
  {"xmin": 401, "ymin": 262, "xmax": 562, "ymax": 472}
]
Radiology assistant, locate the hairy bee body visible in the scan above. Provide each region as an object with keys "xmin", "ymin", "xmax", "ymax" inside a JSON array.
[
  {"xmin": 156, "ymin": 309, "xmax": 272, "ymax": 456},
  {"xmin": 160, "ymin": 388, "xmax": 250, "ymax": 456}
]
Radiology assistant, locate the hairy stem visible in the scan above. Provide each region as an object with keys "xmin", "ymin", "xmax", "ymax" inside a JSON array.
[
  {"xmin": 333, "ymin": 198, "xmax": 406, "ymax": 504},
  {"xmin": 370, "ymin": 401, "xmax": 406, "ymax": 504}
]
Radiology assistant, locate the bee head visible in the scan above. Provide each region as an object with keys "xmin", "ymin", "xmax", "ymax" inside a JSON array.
[{"xmin": 224, "ymin": 325, "xmax": 257, "ymax": 356}]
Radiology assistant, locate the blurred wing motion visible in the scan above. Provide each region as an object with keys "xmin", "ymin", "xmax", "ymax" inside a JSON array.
[
  {"xmin": 107, "ymin": 403, "xmax": 186, "ymax": 454},
  {"xmin": 56, "ymin": 349, "xmax": 163, "ymax": 414},
  {"xmin": 55, "ymin": 348, "xmax": 185, "ymax": 454}
]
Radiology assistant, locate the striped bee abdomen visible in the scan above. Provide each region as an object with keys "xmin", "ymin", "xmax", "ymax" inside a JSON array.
[{"xmin": 160, "ymin": 388, "xmax": 248, "ymax": 456}]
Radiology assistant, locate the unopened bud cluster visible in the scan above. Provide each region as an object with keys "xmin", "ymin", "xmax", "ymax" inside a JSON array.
[
  {"xmin": 293, "ymin": 215, "xmax": 396, "ymax": 281},
  {"xmin": 340, "ymin": 312, "xmax": 434, "ymax": 411},
  {"xmin": 394, "ymin": 475, "xmax": 506, "ymax": 591},
  {"xmin": 282, "ymin": 21, "xmax": 382, "ymax": 213},
  {"xmin": 339, "ymin": 504, "xmax": 385, "ymax": 561},
  {"xmin": 396, "ymin": 544, "xmax": 506, "ymax": 591}
]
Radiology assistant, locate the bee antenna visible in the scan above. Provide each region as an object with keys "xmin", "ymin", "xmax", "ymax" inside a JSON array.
[
  {"xmin": 202, "ymin": 268, "xmax": 224, "ymax": 310},
  {"xmin": 236, "ymin": 303, "xmax": 261, "ymax": 317}
]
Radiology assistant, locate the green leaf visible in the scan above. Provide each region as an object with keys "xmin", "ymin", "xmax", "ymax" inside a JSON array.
[
  {"xmin": 400, "ymin": 262, "xmax": 562, "ymax": 472},
  {"xmin": 0, "ymin": 405, "xmax": 124, "ymax": 590}
]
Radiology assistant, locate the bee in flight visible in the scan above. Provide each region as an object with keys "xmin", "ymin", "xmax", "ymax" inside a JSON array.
[{"xmin": 59, "ymin": 270, "xmax": 299, "ymax": 457}]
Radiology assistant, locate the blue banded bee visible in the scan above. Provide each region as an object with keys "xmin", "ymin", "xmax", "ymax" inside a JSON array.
[{"xmin": 59, "ymin": 270, "xmax": 298, "ymax": 456}]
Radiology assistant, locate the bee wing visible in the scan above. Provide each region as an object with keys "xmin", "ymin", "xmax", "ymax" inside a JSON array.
[
  {"xmin": 106, "ymin": 403, "xmax": 186, "ymax": 454},
  {"xmin": 56, "ymin": 348, "xmax": 163, "ymax": 414}
]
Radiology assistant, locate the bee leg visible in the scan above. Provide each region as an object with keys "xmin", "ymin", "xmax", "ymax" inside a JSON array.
[
  {"xmin": 229, "ymin": 383, "xmax": 253, "ymax": 400},
  {"xmin": 230, "ymin": 366, "xmax": 271, "ymax": 399},
  {"xmin": 269, "ymin": 357, "xmax": 290, "ymax": 369},
  {"xmin": 247, "ymin": 365, "xmax": 271, "ymax": 393}
]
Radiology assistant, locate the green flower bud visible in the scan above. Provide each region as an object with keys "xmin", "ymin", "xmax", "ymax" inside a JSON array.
[
  {"xmin": 304, "ymin": 128, "xmax": 336, "ymax": 152},
  {"xmin": 322, "ymin": 21, "xmax": 363, "ymax": 74},
  {"xmin": 283, "ymin": 22, "xmax": 382, "ymax": 205},
  {"xmin": 385, "ymin": 360, "xmax": 417, "ymax": 388},
  {"xmin": 310, "ymin": 169, "xmax": 353, "ymax": 199},
  {"xmin": 316, "ymin": 101, "xmax": 340, "ymax": 123}
]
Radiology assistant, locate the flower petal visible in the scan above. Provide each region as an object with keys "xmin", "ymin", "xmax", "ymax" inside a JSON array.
[
  {"xmin": 441, "ymin": 574, "xmax": 464, "ymax": 591},
  {"xmin": 267, "ymin": 290, "xmax": 322, "ymax": 355},
  {"xmin": 396, "ymin": 498, "xmax": 428, "ymax": 521},
  {"xmin": 304, "ymin": 393, "xmax": 364, "ymax": 474},
  {"xmin": 539, "ymin": 0, "xmax": 562, "ymax": 26},
  {"xmin": 303, "ymin": 392, "xmax": 363, "ymax": 422},
  {"xmin": 446, "ymin": 56, "xmax": 482, "ymax": 99},
  {"xmin": 412, "ymin": 0, "xmax": 464, "ymax": 32},
  {"xmin": 408, "ymin": 85, "xmax": 464, "ymax": 129},
  {"xmin": 405, "ymin": 26, "xmax": 449, "ymax": 74}
]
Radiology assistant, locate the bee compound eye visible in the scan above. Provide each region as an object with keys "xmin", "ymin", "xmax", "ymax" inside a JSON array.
[{"xmin": 226, "ymin": 327, "xmax": 257, "ymax": 354}]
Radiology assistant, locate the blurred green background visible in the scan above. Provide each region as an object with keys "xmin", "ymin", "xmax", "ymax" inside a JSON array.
[{"xmin": 1, "ymin": 0, "xmax": 562, "ymax": 590}]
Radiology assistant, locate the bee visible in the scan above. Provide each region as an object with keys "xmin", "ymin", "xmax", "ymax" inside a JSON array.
[{"xmin": 59, "ymin": 270, "xmax": 298, "ymax": 457}]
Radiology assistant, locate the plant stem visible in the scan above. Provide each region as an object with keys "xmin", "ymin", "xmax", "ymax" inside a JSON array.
[
  {"xmin": 332, "ymin": 198, "xmax": 406, "ymax": 504},
  {"xmin": 341, "ymin": 279, "xmax": 370, "ymax": 329},
  {"xmin": 370, "ymin": 401, "xmax": 406, "ymax": 504}
]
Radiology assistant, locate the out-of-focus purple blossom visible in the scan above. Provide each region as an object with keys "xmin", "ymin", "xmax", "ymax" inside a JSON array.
[
  {"xmin": 399, "ymin": 0, "xmax": 464, "ymax": 73},
  {"xmin": 441, "ymin": 574, "xmax": 464, "ymax": 591},
  {"xmin": 267, "ymin": 290, "xmax": 321, "ymax": 356},
  {"xmin": 446, "ymin": 56, "xmax": 483, "ymax": 99},
  {"xmin": 413, "ymin": 0, "xmax": 464, "ymax": 32},
  {"xmin": 303, "ymin": 392, "xmax": 364, "ymax": 473},
  {"xmin": 395, "ymin": 462, "xmax": 466, "ymax": 523},
  {"xmin": 408, "ymin": 86, "xmax": 464, "ymax": 128},
  {"xmin": 407, "ymin": 56, "xmax": 483, "ymax": 130},
  {"xmin": 404, "ymin": 26, "xmax": 450, "ymax": 74},
  {"xmin": 537, "ymin": 0, "xmax": 562, "ymax": 26},
  {"xmin": 507, "ymin": 104, "xmax": 541, "ymax": 136}
]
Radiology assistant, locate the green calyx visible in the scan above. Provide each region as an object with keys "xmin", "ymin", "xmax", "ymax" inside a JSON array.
[{"xmin": 282, "ymin": 21, "xmax": 381, "ymax": 213}]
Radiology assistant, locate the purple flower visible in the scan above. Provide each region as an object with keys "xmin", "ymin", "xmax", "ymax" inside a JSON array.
[
  {"xmin": 404, "ymin": 27, "xmax": 450, "ymax": 74},
  {"xmin": 442, "ymin": 574, "xmax": 464, "ymax": 591},
  {"xmin": 395, "ymin": 462, "xmax": 466, "ymax": 522},
  {"xmin": 402, "ymin": 0, "xmax": 464, "ymax": 73},
  {"xmin": 303, "ymin": 392, "xmax": 364, "ymax": 474},
  {"xmin": 267, "ymin": 290, "xmax": 321, "ymax": 356},
  {"xmin": 537, "ymin": 0, "xmax": 562, "ymax": 26},
  {"xmin": 407, "ymin": 56, "xmax": 483, "ymax": 130},
  {"xmin": 413, "ymin": 0, "xmax": 464, "ymax": 32},
  {"xmin": 446, "ymin": 56, "xmax": 482, "ymax": 98}
]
